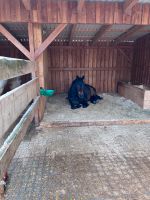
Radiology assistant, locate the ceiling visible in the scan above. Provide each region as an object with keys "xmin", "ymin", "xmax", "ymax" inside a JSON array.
[{"xmin": 0, "ymin": 23, "xmax": 150, "ymax": 44}]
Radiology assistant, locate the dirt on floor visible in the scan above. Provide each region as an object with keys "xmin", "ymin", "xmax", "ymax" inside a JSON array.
[
  {"xmin": 43, "ymin": 93, "xmax": 150, "ymax": 123},
  {"xmin": 4, "ymin": 123, "xmax": 150, "ymax": 200}
]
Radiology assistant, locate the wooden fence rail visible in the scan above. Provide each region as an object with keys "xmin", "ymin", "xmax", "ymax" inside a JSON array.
[
  {"xmin": 0, "ymin": 78, "xmax": 38, "ymax": 139},
  {"xmin": 0, "ymin": 97, "xmax": 40, "ymax": 181},
  {"xmin": 0, "ymin": 57, "xmax": 35, "ymax": 80}
]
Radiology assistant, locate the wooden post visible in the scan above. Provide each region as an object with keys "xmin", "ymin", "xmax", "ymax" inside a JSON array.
[{"xmin": 33, "ymin": 24, "xmax": 46, "ymax": 121}]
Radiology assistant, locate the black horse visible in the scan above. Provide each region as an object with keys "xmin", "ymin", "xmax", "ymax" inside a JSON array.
[{"xmin": 68, "ymin": 76, "xmax": 103, "ymax": 109}]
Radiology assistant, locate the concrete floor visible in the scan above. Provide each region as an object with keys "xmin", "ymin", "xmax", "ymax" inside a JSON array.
[{"xmin": 4, "ymin": 94, "xmax": 150, "ymax": 200}]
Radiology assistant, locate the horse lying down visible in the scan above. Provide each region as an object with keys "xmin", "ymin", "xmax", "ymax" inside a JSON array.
[{"xmin": 68, "ymin": 76, "xmax": 103, "ymax": 109}]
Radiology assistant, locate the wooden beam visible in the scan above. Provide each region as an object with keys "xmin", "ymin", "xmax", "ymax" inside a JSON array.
[
  {"xmin": 0, "ymin": 24, "xmax": 32, "ymax": 60},
  {"xmin": 124, "ymin": 0, "xmax": 139, "ymax": 14},
  {"xmin": 40, "ymin": 118, "xmax": 150, "ymax": 128},
  {"xmin": 34, "ymin": 24, "xmax": 67, "ymax": 60},
  {"xmin": 91, "ymin": 25, "xmax": 112, "ymax": 45},
  {"xmin": 21, "ymin": 0, "xmax": 31, "ymax": 10},
  {"xmin": 69, "ymin": 24, "xmax": 76, "ymax": 46},
  {"xmin": 28, "ymin": 22, "xmax": 34, "ymax": 59},
  {"xmin": 114, "ymin": 25, "xmax": 143, "ymax": 43},
  {"xmin": 77, "ymin": 0, "xmax": 85, "ymax": 12},
  {"xmin": 117, "ymin": 47, "xmax": 132, "ymax": 64},
  {"xmin": 0, "ymin": 57, "xmax": 35, "ymax": 80},
  {"xmin": 33, "ymin": 24, "xmax": 46, "ymax": 121}
]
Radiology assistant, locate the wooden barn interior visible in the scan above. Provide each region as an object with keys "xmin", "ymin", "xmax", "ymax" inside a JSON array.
[{"xmin": 1, "ymin": 0, "xmax": 150, "ymax": 198}]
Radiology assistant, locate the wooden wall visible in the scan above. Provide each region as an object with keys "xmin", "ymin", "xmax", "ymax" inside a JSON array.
[
  {"xmin": 131, "ymin": 34, "xmax": 150, "ymax": 86},
  {"xmin": 47, "ymin": 45, "xmax": 133, "ymax": 93},
  {"xmin": 0, "ymin": 0, "xmax": 150, "ymax": 25}
]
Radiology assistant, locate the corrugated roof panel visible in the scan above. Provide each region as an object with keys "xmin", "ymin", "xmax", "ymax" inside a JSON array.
[
  {"xmin": 56, "ymin": 24, "xmax": 72, "ymax": 41},
  {"xmin": 129, "ymin": 32, "xmax": 150, "ymax": 41},
  {"xmin": 141, "ymin": 25, "xmax": 150, "ymax": 31},
  {"xmin": 0, "ymin": 23, "xmax": 150, "ymax": 43},
  {"xmin": 2, "ymin": 23, "xmax": 28, "ymax": 41},
  {"xmin": 73, "ymin": 24, "xmax": 102, "ymax": 41},
  {"xmin": 99, "ymin": 25, "xmax": 134, "ymax": 41}
]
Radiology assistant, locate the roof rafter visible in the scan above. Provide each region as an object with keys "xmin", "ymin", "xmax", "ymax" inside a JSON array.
[
  {"xmin": 0, "ymin": 24, "xmax": 32, "ymax": 60},
  {"xmin": 69, "ymin": 24, "xmax": 77, "ymax": 46},
  {"xmin": 124, "ymin": 0, "xmax": 139, "ymax": 14},
  {"xmin": 34, "ymin": 24, "xmax": 67, "ymax": 60},
  {"xmin": 114, "ymin": 25, "xmax": 143, "ymax": 43},
  {"xmin": 91, "ymin": 25, "xmax": 112, "ymax": 45}
]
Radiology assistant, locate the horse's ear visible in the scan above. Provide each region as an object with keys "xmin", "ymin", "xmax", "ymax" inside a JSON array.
[{"xmin": 81, "ymin": 75, "xmax": 85, "ymax": 80}]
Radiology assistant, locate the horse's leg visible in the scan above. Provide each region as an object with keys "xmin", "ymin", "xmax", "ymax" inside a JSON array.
[
  {"xmin": 81, "ymin": 100, "xmax": 89, "ymax": 108},
  {"xmin": 90, "ymin": 95, "xmax": 103, "ymax": 104},
  {"xmin": 90, "ymin": 96, "xmax": 97, "ymax": 104},
  {"xmin": 70, "ymin": 99, "xmax": 81, "ymax": 109}
]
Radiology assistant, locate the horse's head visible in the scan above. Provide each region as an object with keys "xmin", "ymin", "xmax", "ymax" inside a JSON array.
[{"xmin": 75, "ymin": 75, "xmax": 85, "ymax": 99}]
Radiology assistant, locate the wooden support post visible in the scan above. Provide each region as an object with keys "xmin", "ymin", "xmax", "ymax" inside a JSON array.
[{"xmin": 33, "ymin": 24, "xmax": 46, "ymax": 121}]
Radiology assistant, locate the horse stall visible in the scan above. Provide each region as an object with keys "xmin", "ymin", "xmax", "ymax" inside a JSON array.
[{"xmin": 1, "ymin": 0, "xmax": 150, "ymax": 199}]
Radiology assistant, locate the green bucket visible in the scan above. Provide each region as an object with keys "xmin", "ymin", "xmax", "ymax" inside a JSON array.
[{"xmin": 40, "ymin": 88, "xmax": 55, "ymax": 96}]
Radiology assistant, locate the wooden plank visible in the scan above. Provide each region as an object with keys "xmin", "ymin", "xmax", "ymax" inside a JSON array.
[
  {"xmin": 0, "ymin": 57, "xmax": 35, "ymax": 80},
  {"xmin": 21, "ymin": 0, "xmax": 31, "ymax": 10},
  {"xmin": 91, "ymin": 25, "xmax": 112, "ymax": 45},
  {"xmin": 34, "ymin": 24, "xmax": 67, "ymax": 60},
  {"xmin": 141, "ymin": 3, "xmax": 149, "ymax": 25},
  {"xmin": 86, "ymin": 2, "xmax": 96, "ymax": 23},
  {"xmin": 0, "ymin": 78, "xmax": 38, "ymax": 139},
  {"xmin": 131, "ymin": 3, "xmax": 142, "ymax": 24},
  {"xmin": 118, "ymin": 81, "xmax": 146, "ymax": 108},
  {"xmin": 40, "ymin": 118, "xmax": 150, "ymax": 128},
  {"xmin": 124, "ymin": 0, "xmax": 139, "ymax": 15},
  {"xmin": 0, "ymin": 96, "xmax": 40, "ymax": 180},
  {"xmin": 48, "ymin": 67, "xmax": 131, "ymax": 71},
  {"xmin": 68, "ymin": 1, "xmax": 77, "ymax": 23},
  {"xmin": 0, "ymin": 0, "xmax": 149, "ymax": 24},
  {"xmin": 104, "ymin": 2, "xmax": 115, "ymax": 24},
  {"xmin": 0, "ymin": 24, "xmax": 32, "ymax": 60},
  {"xmin": 77, "ymin": 0, "xmax": 85, "ymax": 13}
]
